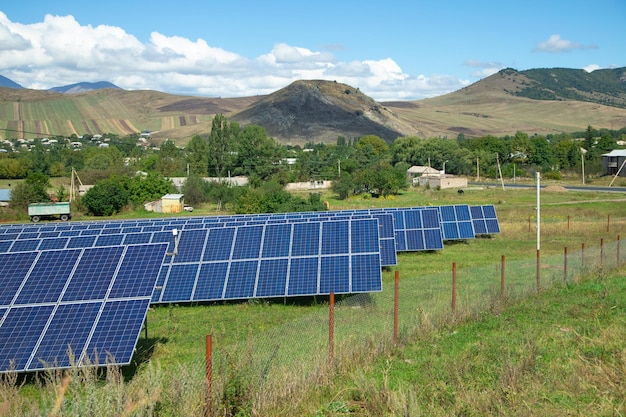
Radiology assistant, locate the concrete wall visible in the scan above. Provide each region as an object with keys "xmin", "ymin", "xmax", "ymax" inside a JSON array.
[
  {"xmin": 162, "ymin": 197, "xmax": 183, "ymax": 213},
  {"xmin": 284, "ymin": 180, "xmax": 332, "ymax": 191},
  {"xmin": 419, "ymin": 176, "xmax": 467, "ymax": 189}
]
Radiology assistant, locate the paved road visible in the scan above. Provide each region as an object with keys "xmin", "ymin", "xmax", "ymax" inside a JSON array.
[{"xmin": 469, "ymin": 182, "xmax": 626, "ymax": 193}]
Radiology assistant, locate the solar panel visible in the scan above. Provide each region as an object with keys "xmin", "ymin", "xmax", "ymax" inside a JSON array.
[
  {"xmin": 469, "ymin": 205, "xmax": 501, "ymax": 234},
  {"xmin": 151, "ymin": 218, "xmax": 383, "ymax": 304},
  {"xmin": 387, "ymin": 207, "xmax": 444, "ymax": 251},
  {"xmin": 438, "ymin": 205, "xmax": 475, "ymax": 241},
  {"xmin": 0, "ymin": 243, "xmax": 168, "ymax": 373}
]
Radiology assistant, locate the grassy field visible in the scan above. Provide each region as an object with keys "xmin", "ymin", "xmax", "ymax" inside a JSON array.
[{"xmin": 2, "ymin": 185, "xmax": 626, "ymax": 416}]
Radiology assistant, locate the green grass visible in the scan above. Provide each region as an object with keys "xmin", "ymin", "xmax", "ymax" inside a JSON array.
[
  {"xmin": 313, "ymin": 272, "xmax": 626, "ymax": 416},
  {"xmin": 3, "ymin": 185, "xmax": 626, "ymax": 416}
]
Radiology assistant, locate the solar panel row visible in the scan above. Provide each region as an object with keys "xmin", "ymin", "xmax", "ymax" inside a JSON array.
[
  {"xmin": 0, "ymin": 211, "xmax": 397, "ymax": 266},
  {"xmin": 0, "ymin": 243, "xmax": 168, "ymax": 373},
  {"xmin": 152, "ymin": 218, "xmax": 383, "ymax": 303}
]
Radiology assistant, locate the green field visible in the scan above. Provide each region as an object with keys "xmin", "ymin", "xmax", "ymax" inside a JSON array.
[{"xmin": 2, "ymin": 186, "xmax": 626, "ymax": 416}]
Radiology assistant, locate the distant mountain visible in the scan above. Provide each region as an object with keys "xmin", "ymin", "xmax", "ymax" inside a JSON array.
[
  {"xmin": 0, "ymin": 75, "xmax": 23, "ymax": 89},
  {"xmin": 49, "ymin": 81, "xmax": 121, "ymax": 94},
  {"xmin": 1, "ymin": 67, "xmax": 626, "ymax": 143}
]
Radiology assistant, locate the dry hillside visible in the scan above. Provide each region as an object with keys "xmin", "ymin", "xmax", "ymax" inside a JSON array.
[{"xmin": 1, "ymin": 67, "xmax": 626, "ymax": 145}]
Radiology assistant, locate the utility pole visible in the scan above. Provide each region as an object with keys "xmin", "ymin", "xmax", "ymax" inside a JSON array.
[
  {"xmin": 476, "ymin": 157, "xmax": 480, "ymax": 181},
  {"xmin": 580, "ymin": 147, "xmax": 587, "ymax": 185},
  {"xmin": 496, "ymin": 153, "xmax": 505, "ymax": 190}
]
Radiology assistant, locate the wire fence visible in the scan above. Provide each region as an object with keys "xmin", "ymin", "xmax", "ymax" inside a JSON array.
[{"xmin": 193, "ymin": 234, "xmax": 624, "ymax": 415}]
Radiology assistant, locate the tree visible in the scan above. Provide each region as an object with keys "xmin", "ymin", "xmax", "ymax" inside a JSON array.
[
  {"xmin": 208, "ymin": 114, "xmax": 237, "ymax": 177},
  {"xmin": 332, "ymin": 173, "xmax": 354, "ymax": 200},
  {"xmin": 82, "ymin": 177, "xmax": 129, "ymax": 216},
  {"xmin": 185, "ymin": 135, "xmax": 209, "ymax": 176},
  {"xmin": 235, "ymin": 125, "xmax": 285, "ymax": 180},
  {"xmin": 156, "ymin": 139, "xmax": 184, "ymax": 176},
  {"xmin": 182, "ymin": 174, "xmax": 210, "ymax": 206},
  {"xmin": 595, "ymin": 133, "xmax": 617, "ymax": 153},
  {"xmin": 528, "ymin": 136, "xmax": 556, "ymax": 168},
  {"xmin": 123, "ymin": 173, "xmax": 176, "ymax": 206},
  {"xmin": 83, "ymin": 146, "xmax": 125, "ymax": 171},
  {"xmin": 584, "ymin": 125, "xmax": 595, "ymax": 151},
  {"xmin": 10, "ymin": 173, "xmax": 51, "ymax": 211},
  {"xmin": 509, "ymin": 131, "xmax": 531, "ymax": 163},
  {"xmin": 354, "ymin": 135, "xmax": 389, "ymax": 166},
  {"xmin": 0, "ymin": 157, "xmax": 31, "ymax": 179}
]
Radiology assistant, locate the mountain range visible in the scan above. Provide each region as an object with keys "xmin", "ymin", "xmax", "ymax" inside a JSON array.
[{"xmin": 1, "ymin": 67, "xmax": 625, "ymax": 145}]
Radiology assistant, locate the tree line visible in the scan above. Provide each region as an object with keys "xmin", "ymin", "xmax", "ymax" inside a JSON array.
[{"xmin": 1, "ymin": 116, "xmax": 624, "ymax": 217}]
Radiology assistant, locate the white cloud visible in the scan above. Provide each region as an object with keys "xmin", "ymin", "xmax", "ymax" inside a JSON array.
[
  {"xmin": 0, "ymin": 12, "xmax": 468, "ymax": 101},
  {"xmin": 583, "ymin": 64, "xmax": 601, "ymax": 72},
  {"xmin": 533, "ymin": 34, "xmax": 597, "ymax": 53},
  {"xmin": 463, "ymin": 60, "xmax": 505, "ymax": 78}
]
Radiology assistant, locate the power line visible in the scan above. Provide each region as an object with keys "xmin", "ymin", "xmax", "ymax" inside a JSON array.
[{"xmin": 1, "ymin": 127, "xmax": 71, "ymax": 138}]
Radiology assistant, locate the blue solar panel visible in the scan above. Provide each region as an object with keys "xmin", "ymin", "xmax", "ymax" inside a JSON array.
[
  {"xmin": 256, "ymin": 259, "xmax": 288, "ymax": 297},
  {"xmin": 152, "ymin": 219, "xmax": 382, "ymax": 303},
  {"xmin": 292, "ymin": 222, "xmax": 320, "ymax": 256},
  {"xmin": 262, "ymin": 223, "xmax": 292, "ymax": 257},
  {"xmin": 83, "ymin": 299, "xmax": 152, "ymax": 366},
  {"xmin": 0, "ymin": 243, "xmax": 168, "ymax": 373},
  {"xmin": 386, "ymin": 208, "xmax": 444, "ymax": 251},
  {"xmin": 437, "ymin": 205, "xmax": 475, "ymax": 241},
  {"xmin": 470, "ymin": 205, "xmax": 501, "ymax": 234},
  {"xmin": 161, "ymin": 264, "xmax": 199, "ymax": 302}
]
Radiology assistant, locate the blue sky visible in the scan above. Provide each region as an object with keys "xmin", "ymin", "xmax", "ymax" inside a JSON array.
[{"xmin": 1, "ymin": 0, "xmax": 624, "ymax": 101}]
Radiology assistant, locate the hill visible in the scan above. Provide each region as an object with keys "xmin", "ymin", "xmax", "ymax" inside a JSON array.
[
  {"xmin": 1, "ymin": 67, "xmax": 626, "ymax": 144},
  {"xmin": 0, "ymin": 75, "xmax": 23, "ymax": 89},
  {"xmin": 384, "ymin": 67, "xmax": 626, "ymax": 138},
  {"xmin": 230, "ymin": 80, "xmax": 417, "ymax": 145},
  {"xmin": 49, "ymin": 81, "xmax": 122, "ymax": 94}
]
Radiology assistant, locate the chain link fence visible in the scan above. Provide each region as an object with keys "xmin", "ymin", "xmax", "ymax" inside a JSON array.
[{"xmin": 193, "ymin": 234, "xmax": 624, "ymax": 415}]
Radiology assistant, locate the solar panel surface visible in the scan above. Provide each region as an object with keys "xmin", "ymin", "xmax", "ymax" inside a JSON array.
[
  {"xmin": 438, "ymin": 205, "xmax": 475, "ymax": 241},
  {"xmin": 151, "ymin": 218, "xmax": 383, "ymax": 303},
  {"xmin": 469, "ymin": 205, "xmax": 501, "ymax": 234},
  {"xmin": 0, "ymin": 243, "xmax": 168, "ymax": 373}
]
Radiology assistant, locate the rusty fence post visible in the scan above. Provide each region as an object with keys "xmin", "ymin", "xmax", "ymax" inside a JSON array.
[{"xmin": 601, "ymin": 238, "xmax": 604, "ymax": 267}]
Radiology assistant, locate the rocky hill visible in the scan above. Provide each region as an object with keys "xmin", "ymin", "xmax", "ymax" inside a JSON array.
[{"xmin": 230, "ymin": 80, "xmax": 417, "ymax": 145}]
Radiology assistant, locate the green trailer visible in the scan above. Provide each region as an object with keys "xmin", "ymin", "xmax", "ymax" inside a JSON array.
[{"xmin": 28, "ymin": 202, "xmax": 71, "ymax": 222}]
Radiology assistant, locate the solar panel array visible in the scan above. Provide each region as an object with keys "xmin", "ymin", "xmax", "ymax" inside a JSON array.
[
  {"xmin": 0, "ymin": 203, "xmax": 501, "ymax": 373},
  {"xmin": 152, "ymin": 218, "xmax": 382, "ymax": 303},
  {"xmin": 0, "ymin": 243, "xmax": 168, "ymax": 373}
]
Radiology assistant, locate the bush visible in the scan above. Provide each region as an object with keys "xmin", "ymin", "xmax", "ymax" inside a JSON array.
[
  {"xmin": 543, "ymin": 171, "xmax": 562, "ymax": 180},
  {"xmin": 82, "ymin": 177, "xmax": 129, "ymax": 216},
  {"xmin": 9, "ymin": 173, "xmax": 51, "ymax": 211}
]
